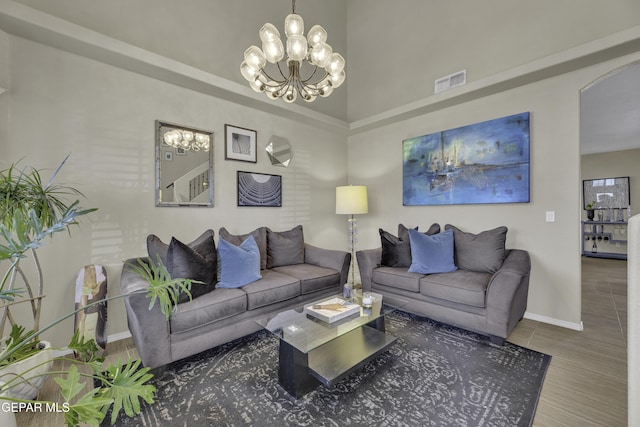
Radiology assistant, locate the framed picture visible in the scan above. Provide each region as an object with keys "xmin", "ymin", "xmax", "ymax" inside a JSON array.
[
  {"xmin": 163, "ymin": 150, "xmax": 173, "ymax": 161},
  {"xmin": 402, "ymin": 112, "xmax": 530, "ymax": 206},
  {"xmin": 237, "ymin": 171, "xmax": 282, "ymax": 207},
  {"xmin": 225, "ymin": 124, "xmax": 257, "ymax": 163},
  {"xmin": 582, "ymin": 176, "xmax": 630, "ymax": 209}
]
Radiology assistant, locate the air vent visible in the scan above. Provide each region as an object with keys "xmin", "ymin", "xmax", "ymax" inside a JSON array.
[{"xmin": 434, "ymin": 69, "xmax": 467, "ymax": 94}]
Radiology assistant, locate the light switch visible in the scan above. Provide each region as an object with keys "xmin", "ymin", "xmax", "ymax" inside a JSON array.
[{"xmin": 545, "ymin": 211, "xmax": 555, "ymax": 222}]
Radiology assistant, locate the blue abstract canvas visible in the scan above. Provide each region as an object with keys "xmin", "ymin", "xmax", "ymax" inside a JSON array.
[{"xmin": 403, "ymin": 112, "xmax": 530, "ymax": 206}]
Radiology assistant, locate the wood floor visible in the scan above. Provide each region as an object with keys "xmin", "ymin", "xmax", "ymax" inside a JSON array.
[{"xmin": 17, "ymin": 257, "xmax": 627, "ymax": 426}]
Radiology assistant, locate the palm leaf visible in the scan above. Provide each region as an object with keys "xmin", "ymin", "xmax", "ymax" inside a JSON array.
[
  {"xmin": 97, "ymin": 358, "xmax": 156, "ymax": 424},
  {"xmin": 125, "ymin": 256, "xmax": 202, "ymax": 320}
]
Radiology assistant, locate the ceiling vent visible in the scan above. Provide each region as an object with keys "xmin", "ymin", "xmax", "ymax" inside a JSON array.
[{"xmin": 434, "ymin": 69, "xmax": 467, "ymax": 94}]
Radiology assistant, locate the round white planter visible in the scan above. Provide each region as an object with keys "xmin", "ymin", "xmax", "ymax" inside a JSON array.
[{"xmin": 0, "ymin": 341, "xmax": 53, "ymax": 400}]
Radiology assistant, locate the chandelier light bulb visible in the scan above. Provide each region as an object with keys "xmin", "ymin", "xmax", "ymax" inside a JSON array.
[
  {"xmin": 286, "ymin": 34, "xmax": 308, "ymax": 61},
  {"xmin": 240, "ymin": 61, "xmax": 260, "ymax": 82},
  {"xmin": 283, "ymin": 87, "xmax": 297, "ymax": 103},
  {"xmin": 329, "ymin": 70, "xmax": 346, "ymax": 88},
  {"xmin": 284, "ymin": 14, "xmax": 304, "ymax": 37},
  {"xmin": 259, "ymin": 23, "xmax": 280, "ymax": 42},
  {"xmin": 249, "ymin": 75, "xmax": 268, "ymax": 92},
  {"xmin": 326, "ymin": 53, "xmax": 345, "ymax": 75},
  {"xmin": 307, "ymin": 25, "xmax": 327, "ymax": 46},
  {"xmin": 244, "ymin": 46, "xmax": 266, "ymax": 70},
  {"xmin": 309, "ymin": 42, "xmax": 332, "ymax": 67},
  {"xmin": 262, "ymin": 38, "xmax": 285, "ymax": 63},
  {"xmin": 320, "ymin": 84, "xmax": 333, "ymax": 98}
]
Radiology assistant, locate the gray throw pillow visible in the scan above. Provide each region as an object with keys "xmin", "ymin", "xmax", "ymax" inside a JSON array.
[
  {"xmin": 380, "ymin": 223, "xmax": 440, "ymax": 267},
  {"xmin": 146, "ymin": 229, "xmax": 217, "ymax": 303},
  {"xmin": 266, "ymin": 225, "xmax": 305, "ymax": 268},
  {"xmin": 219, "ymin": 226, "xmax": 268, "ymax": 270},
  {"xmin": 444, "ymin": 225, "xmax": 508, "ymax": 273}
]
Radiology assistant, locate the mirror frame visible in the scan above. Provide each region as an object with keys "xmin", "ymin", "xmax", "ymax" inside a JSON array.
[{"xmin": 155, "ymin": 120, "xmax": 214, "ymax": 207}]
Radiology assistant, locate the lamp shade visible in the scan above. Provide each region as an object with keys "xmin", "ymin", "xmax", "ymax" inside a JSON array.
[{"xmin": 336, "ymin": 185, "xmax": 368, "ymax": 214}]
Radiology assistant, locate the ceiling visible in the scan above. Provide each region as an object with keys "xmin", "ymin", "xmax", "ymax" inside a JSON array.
[{"xmin": 581, "ymin": 62, "xmax": 640, "ymax": 155}]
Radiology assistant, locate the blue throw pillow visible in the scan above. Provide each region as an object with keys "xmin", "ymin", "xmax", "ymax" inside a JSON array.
[
  {"xmin": 408, "ymin": 229, "xmax": 458, "ymax": 274},
  {"xmin": 217, "ymin": 235, "xmax": 262, "ymax": 288}
]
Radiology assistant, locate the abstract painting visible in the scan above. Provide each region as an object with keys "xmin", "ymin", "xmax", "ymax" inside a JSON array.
[
  {"xmin": 403, "ymin": 112, "xmax": 530, "ymax": 206},
  {"xmin": 237, "ymin": 171, "xmax": 282, "ymax": 207}
]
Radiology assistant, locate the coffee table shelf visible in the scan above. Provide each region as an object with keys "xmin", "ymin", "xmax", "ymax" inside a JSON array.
[{"xmin": 308, "ymin": 325, "xmax": 397, "ymax": 387}]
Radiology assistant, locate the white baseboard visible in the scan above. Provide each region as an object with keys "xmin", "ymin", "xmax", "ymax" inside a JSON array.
[
  {"xmin": 524, "ymin": 311, "xmax": 584, "ymax": 331},
  {"xmin": 108, "ymin": 330, "xmax": 132, "ymax": 342}
]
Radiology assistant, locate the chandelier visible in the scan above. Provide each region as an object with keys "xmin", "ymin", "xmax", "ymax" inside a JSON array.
[
  {"xmin": 240, "ymin": 0, "xmax": 345, "ymax": 103},
  {"xmin": 163, "ymin": 129, "xmax": 210, "ymax": 151}
]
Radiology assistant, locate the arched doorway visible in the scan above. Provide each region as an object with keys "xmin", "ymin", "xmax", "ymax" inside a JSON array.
[{"xmin": 580, "ymin": 61, "xmax": 640, "ymax": 427}]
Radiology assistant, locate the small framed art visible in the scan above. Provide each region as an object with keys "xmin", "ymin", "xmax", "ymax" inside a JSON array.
[
  {"xmin": 225, "ymin": 124, "xmax": 257, "ymax": 163},
  {"xmin": 237, "ymin": 171, "xmax": 282, "ymax": 207}
]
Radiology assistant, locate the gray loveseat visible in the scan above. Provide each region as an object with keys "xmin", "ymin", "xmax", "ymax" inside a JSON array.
[
  {"xmin": 121, "ymin": 226, "xmax": 350, "ymax": 369},
  {"xmin": 357, "ymin": 224, "xmax": 530, "ymax": 345}
]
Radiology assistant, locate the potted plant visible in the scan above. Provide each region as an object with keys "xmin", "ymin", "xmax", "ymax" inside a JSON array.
[
  {"xmin": 586, "ymin": 201, "xmax": 596, "ymax": 221},
  {"xmin": 0, "ymin": 157, "xmax": 196, "ymax": 426}
]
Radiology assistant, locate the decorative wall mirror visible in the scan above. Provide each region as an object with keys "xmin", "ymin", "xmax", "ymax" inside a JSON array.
[
  {"xmin": 155, "ymin": 120, "xmax": 214, "ymax": 207},
  {"xmin": 265, "ymin": 135, "xmax": 293, "ymax": 167}
]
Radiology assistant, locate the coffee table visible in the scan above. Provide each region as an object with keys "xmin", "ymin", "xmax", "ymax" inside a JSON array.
[{"xmin": 256, "ymin": 291, "xmax": 406, "ymax": 398}]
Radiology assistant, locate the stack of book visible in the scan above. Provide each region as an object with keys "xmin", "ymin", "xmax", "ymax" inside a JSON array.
[{"xmin": 304, "ymin": 297, "xmax": 361, "ymax": 323}]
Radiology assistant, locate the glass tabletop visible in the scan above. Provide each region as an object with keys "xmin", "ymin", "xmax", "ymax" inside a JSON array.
[{"xmin": 256, "ymin": 291, "xmax": 406, "ymax": 354}]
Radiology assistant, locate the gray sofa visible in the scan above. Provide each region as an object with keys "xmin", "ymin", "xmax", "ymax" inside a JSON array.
[
  {"xmin": 120, "ymin": 226, "xmax": 350, "ymax": 369},
  {"xmin": 357, "ymin": 224, "xmax": 531, "ymax": 345}
]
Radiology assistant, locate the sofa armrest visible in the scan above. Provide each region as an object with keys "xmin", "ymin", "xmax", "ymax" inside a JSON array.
[
  {"xmin": 120, "ymin": 258, "xmax": 173, "ymax": 369},
  {"xmin": 304, "ymin": 244, "xmax": 351, "ymax": 286},
  {"xmin": 485, "ymin": 249, "xmax": 531, "ymax": 338},
  {"xmin": 356, "ymin": 248, "xmax": 382, "ymax": 292}
]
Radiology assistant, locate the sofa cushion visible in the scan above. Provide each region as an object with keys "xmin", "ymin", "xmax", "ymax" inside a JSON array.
[
  {"xmin": 372, "ymin": 266, "xmax": 423, "ymax": 293},
  {"xmin": 266, "ymin": 225, "xmax": 305, "ymax": 268},
  {"xmin": 420, "ymin": 270, "xmax": 492, "ymax": 308},
  {"xmin": 408, "ymin": 229, "xmax": 457, "ymax": 274},
  {"xmin": 272, "ymin": 264, "xmax": 340, "ymax": 294},
  {"xmin": 219, "ymin": 226, "xmax": 268, "ymax": 270},
  {"xmin": 166, "ymin": 237, "xmax": 217, "ymax": 303},
  {"xmin": 170, "ymin": 288, "xmax": 247, "ymax": 334},
  {"xmin": 242, "ymin": 270, "xmax": 301, "ymax": 310},
  {"xmin": 147, "ymin": 230, "xmax": 217, "ymax": 304},
  {"xmin": 380, "ymin": 224, "xmax": 440, "ymax": 267},
  {"xmin": 217, "ymin": 236, "xmax": 261, "ymax": 288},
  {"xmin": 445, "ymin": 225, "xmax": 508, "ymax": 274}
]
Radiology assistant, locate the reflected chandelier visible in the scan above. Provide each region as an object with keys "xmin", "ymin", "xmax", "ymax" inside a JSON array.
[
  {"xmin": 240, "ymin": 0, "xmax": 345, "ymax": 103},
  {"xmin": 163, "ymin": 129, "xmax": 210, "ymax": 151}
]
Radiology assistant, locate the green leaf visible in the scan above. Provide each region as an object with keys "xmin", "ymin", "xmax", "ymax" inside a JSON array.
[
  {"xmin": 125, "ymin": 256, "xmax": 202, "ymax": 320},
  {"xmin": 97, "ymin": 358, "xmax": 156, "ymax": 424},
  {"xmin": 67, "ymin": 330, "xmax": 104, "ymax": 363},
  {"xmin": 64, "ymin": 390, "xmax": 113, "ymax": 427},
  {"xmin": 53, "ymin": 364, "xmax": 86, "ymax": 402},
  {"xmin": 0, "ymin": 324, "xmax": 40, "ymax": 366}
]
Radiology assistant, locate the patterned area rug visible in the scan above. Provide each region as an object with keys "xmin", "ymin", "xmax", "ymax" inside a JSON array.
[{"xmin": 108, "ymin": 311, "xmax": 551, "ymax": 426}]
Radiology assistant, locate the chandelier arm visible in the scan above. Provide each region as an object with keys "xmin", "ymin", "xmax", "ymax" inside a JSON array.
[{"xmin": 299, "ymin": 66, "xmax": 327, "ymax": 85}]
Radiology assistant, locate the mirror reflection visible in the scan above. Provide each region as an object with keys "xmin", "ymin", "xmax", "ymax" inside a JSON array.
[
  {"xmin": 155, "ymin": 120, "xmax": 214, "ymax": 207},
  {"xmin": 265, "ymin": 135, "xmax": 293, "ymax": 167}
]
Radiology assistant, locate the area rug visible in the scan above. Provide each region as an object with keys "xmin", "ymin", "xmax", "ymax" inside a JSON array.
[{"xmin": 107, "ymin": 311, "xmax": 551, "ymax": 427}]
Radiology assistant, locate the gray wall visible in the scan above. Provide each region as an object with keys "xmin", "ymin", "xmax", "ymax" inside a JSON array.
[{"xmin": 2, "ymin": 35, "xmax": 348, "ymax": 345}]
